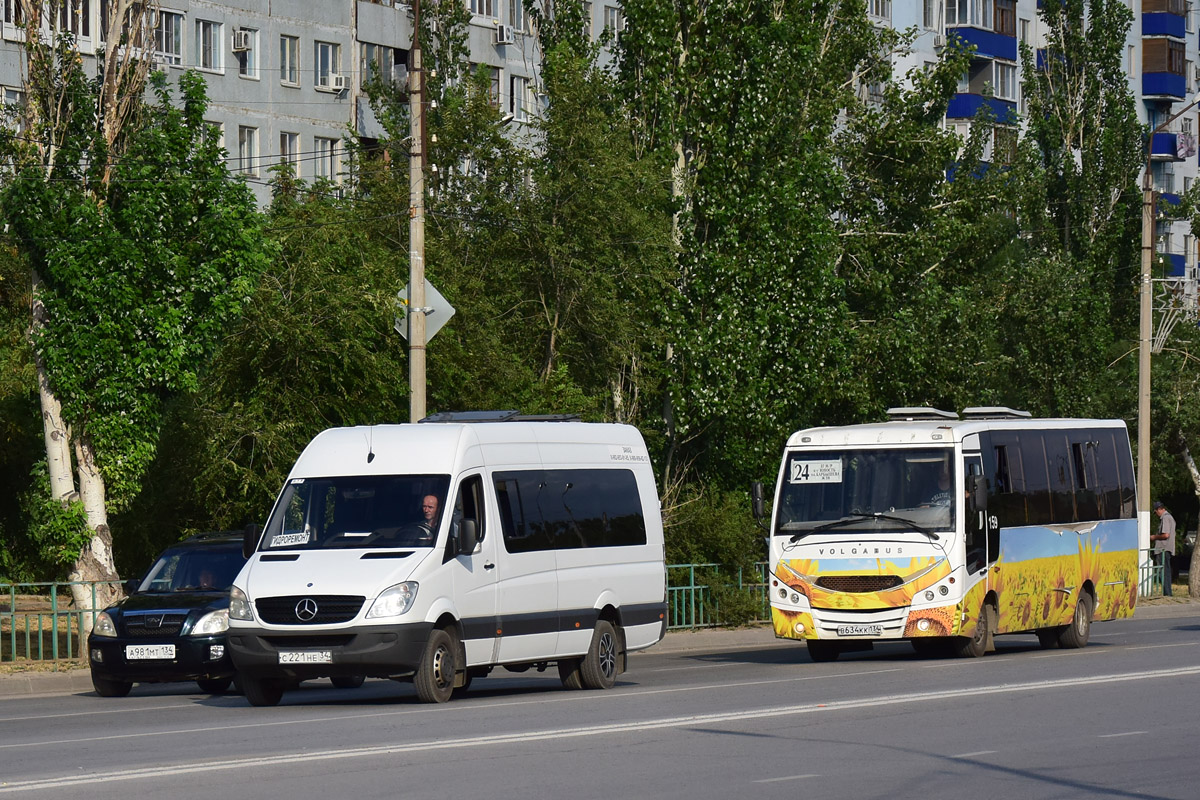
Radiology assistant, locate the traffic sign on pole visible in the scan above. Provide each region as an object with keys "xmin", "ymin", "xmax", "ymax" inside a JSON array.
[{"xmin": 395, "ymin": 279, "xmax": 456, "ymax": 341}]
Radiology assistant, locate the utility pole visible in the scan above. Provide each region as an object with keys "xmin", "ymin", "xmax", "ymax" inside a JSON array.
[
  {"xmin": 1141, "ymin": 98, "xmax": 1200, "ymax": 562},
  {"xmin": 408, "ymin": 0, "xmax": 427, "ymax": 423}
]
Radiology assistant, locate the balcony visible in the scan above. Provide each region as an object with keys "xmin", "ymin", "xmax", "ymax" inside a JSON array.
[
  {"xmin": 947, "ymin": 27, "xmax": 1017, "ymax": 61},
  {"xmin": 1143, "ymin": 13, "xmax": 1186, "ymax": 38},
  {"xmin": 1143, "ymin": 72, "xmax": 1186, "ymax": 99},
  {"xmin": 947, "ymin": 94, "xmax": 1018, "ymax": 123},
  {"xmin": 1149, "ymin": 130, "xmax": 1198, "ymax": 161}
]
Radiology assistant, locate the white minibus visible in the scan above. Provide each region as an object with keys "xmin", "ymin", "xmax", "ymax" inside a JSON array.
[{"xmin": 228, "ymin": 412, "xmax": 667, "ymax": 705}]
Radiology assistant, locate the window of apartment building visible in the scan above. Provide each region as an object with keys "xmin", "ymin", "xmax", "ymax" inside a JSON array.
[
  {"xmin": 203, "ymin": 120, "xmax": 224, "ymax": 149},
  {"xmin": 994, "ymin": 62, "xmax": 1016, "ymax": 100},
  {"xmin": 238, "ymin": 126, "xmax": 259, "ymax": 176},
  {"xmin": 994, "ymin": 0, "xmax": 1014, "ymax": 36},
  {"xmin": 280, "ymin": 35, "xmax": 300, "ymax": 85},
  {"xmin": 1191, "ymin": 59, "xmax": 1196, "ymax": 93},
  {"xmin": 154, "ymin": 10, "xmax": 183, "ymax": 65},
  {"xmin": 992, "ymin": 126, "xmax": 1017, "ymax": 165},
  {"xmin": 362, "ymin": 43, "xmax": 401, "ymax": 82},
  {"xmin": 58, "ymin": 0, "xmax": 90, "ymax": 37},
  {"xmin": 314, "ymin": 41, "xmax": 342, "ymax": 89},
  {"xmin": 3, "ymin": 86, "xmax": 25, "ymax": 132},
  {"xmin": 1018, "ymin": 17, "xmax": 1029, "ymax": 44},
  {"xmin": 1128, "ymin": 45, "xmax": 1135, "ymax": 77},
  {"xmin": 470, "ymin": 0, "xmax": 496, "ymax": 17},
  {"xmin": 947, "ymin": 0, "xmax": 990, "ymax": 27},
  {"xmin": 510, "ymin": 75, "xmax": 530, "ymax": 121},
  {"xmin": 3, "ymin": 1, "xmax": 24, "ymax": 29},
  {"xmin": 315, "ymin": 137, "xmax": 340, "ymax": 182},
  {"xmin": 236, "ymin": 28, "xmax": 259, "ymax": 79},
  {"xmin": 509, "ymin": 0, "xmax": 527, "ymax": 30},
  {"xmin": 603, "ymin": 6, "xmax": 622, "ymax": 34},
  {"xmin": 923, "ymin": 0, "xmax": 941, "ymax": 29},
  {"xmin": 868, "ymin": 0, "xmax": 891, "ymax": 20},
  {"xmin": 279, "ymin": 131, "xmax": 299, "ymax": 173},
  {"xmin": 1170, "ymin": 40, "xmax": 1186, "ymax": 74},
  {"xmin": 195, "ymin": 20, "xmax": 222, "ymax": 72}
]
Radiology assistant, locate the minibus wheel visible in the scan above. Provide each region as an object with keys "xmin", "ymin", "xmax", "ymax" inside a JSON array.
[
  {"xmin": 415, "ymin": 628, "xmax": 458, "ymax": 703},
  {"xmin": 580, "ymin": 620, "xmax": 618, "ymax": 689},
  {"xmin": 331, "ymin": 674, "xmax": 365, "ymax": 689},
  {"xmin": 242, "ymin": 675, "xmax": 285, "ymax": 707}
]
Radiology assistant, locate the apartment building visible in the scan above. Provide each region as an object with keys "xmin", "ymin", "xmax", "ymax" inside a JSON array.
[{"xmin": 881, "ymin": 0, "xmax": 1198, "ymax": 309}]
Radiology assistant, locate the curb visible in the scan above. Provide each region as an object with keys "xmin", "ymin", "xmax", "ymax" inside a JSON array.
[{"xmin": 3, "ymin": 600, "xmax": 1197, "ymax": 698}]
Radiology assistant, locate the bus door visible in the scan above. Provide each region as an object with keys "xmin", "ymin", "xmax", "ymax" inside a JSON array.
[{"xmin": 963, "ymin": 451, "xmax": 988, "ymax": 580}]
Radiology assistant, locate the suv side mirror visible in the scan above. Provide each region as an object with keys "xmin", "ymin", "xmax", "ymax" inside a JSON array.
[
  {"xmin": 458, "ymin": 519, "xmax": 478, "ymax": 555},
  {"xmin": 243, "ymin": 523, "xmax": 261, "ymax": 559},
  {"xmin": 123, "ymin": 577, "xmax": 140, "ymax": 596}
]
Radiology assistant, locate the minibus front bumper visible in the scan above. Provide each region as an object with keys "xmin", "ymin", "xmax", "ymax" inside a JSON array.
[{"xmin": 227, "ymin": 622, "xmax": 436, "ymax": 680}]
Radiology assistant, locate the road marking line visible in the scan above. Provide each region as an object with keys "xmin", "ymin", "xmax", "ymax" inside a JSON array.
[
  {"xmin": 951, "ymin": 750, "xmax": 997, "ymax": 758},
  {"xmin": 1127, "ymin": 642, "xmax": 1200, "ymax": 651},
  {"xmin": 1098, "ymin": 731, "xmax": 1147, "ymax": 738},
  {"xmin": 2, "ymin": 665, "xmax": 1198, "ymax": 793},
  {"xmin": 753, "ymin": 774, "xmax": 819, "ymax": 783}
]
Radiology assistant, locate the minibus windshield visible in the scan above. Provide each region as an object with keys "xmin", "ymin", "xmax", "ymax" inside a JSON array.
[
  {"xmin": 262, "ymin": 474, "xmax": 451, "ymax": 550},
  {"xmin": 776, "ymin": 447, "xmax": 955, "ymax": 538}
]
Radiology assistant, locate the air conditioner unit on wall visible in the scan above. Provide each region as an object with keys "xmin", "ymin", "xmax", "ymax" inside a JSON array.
[
  {"xmin": 933, "ymin": 32, "xmax": 946, "ymax": 49},
  {"xmin": 495, "ymin": 23, "xmax": 515, "ymax": 45},
  {"xmin": 232, "ymin": 29, "xmax": 252, "ymax": 52},
  {"xmin": 331, "ymin": 73, "xmax": 348, "ymax": 91}
]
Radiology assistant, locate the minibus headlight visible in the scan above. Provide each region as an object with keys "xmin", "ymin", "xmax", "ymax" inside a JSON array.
[
  {"xmin": 366, "ymin": 582, "xmax": 418, "ymax": 619},
  {"xmin": 93, "ymin": 611, "xmax": 117, "ymax": 638},
  {"xmin": 229, "ymin": 586, "xmax": 254, "ymax": 621},
  {"xmin": 191, "ymin": 609, "xmax": 230, "ymax": 636}
]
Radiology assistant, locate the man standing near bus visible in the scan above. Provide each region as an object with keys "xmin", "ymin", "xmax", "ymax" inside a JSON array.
[{"xmin": 1153, "ymin": 501, "xmax": 1177, "ymax": 596}]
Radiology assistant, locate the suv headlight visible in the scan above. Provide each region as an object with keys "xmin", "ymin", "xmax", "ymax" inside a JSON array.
[
  {"xmin": 191, "ymin": 608, "xmax": 230, "ymax": 636},
  {"xmin": 93, "ymin": 611, "xmax": 117, "ymax": 638},
  {"xmin": 229, "ymin": 586, "xmax": 254, "ymax": 621},
  {"xmin": 366, "ymin": 582, "xmax": 418, "ymax": 619}
]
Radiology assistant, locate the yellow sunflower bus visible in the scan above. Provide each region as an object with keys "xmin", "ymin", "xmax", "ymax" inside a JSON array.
[{"xmin": 753, "ymin": 407, "xmax": 1138, "ymax": 662}]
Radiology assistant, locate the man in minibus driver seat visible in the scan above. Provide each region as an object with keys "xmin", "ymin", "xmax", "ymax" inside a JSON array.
[{"xmin": 418, "ymin": 495, "xmax": 442, "ymax": 540}]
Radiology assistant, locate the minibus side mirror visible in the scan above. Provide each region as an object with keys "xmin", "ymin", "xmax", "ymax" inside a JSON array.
[
  {"xmin": 243, "ymin": 523, "xmax": 261, "ymax": 559},
  {"xmin": 751, "ymin": 482, "xmax": 765, "ymax": 521},
  {"xmin": 968, "ymin": 475, "xmax": 988, "ymax": 512},
  {"xmin": 458, "ymin": 519, "xmax": 478, "ymax": 555}
]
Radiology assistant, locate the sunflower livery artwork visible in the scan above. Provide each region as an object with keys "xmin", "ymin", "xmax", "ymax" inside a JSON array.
[{"xmin": 755, "ymin": 407, "xmax": 1139, "ymax": 662}]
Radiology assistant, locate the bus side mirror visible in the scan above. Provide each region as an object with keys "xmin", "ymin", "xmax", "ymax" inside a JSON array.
[
  {"xmin": 968, "ymin": 475, "xmax": 988, "ymax": 512},
  {"xmin": 243, "ymin": 523, "xmax": 261, "ymax": 559},
  {"xmin": 751, "ymin": 482, "xmax": 765, "ymax": 521},
  {"xmin": 458, "ymin": 518, "xmax": 478, "ymax": 555}
]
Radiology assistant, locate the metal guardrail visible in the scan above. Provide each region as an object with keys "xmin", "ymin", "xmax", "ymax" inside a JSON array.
[
  {"xmin": 666, "ymin": 562, "xmax": 770, "ymax": 630},
  {"xmin": 1139, "ymin": 549, "xmax": 1168, "ymax": 599},
  {"xmin": 1, "ymin": 581, "xmax": 119, "ymax": 665}
]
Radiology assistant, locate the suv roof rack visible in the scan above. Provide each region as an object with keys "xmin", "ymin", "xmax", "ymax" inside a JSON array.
[
  {"xmin": 961, "ymin": 406, "xmax": 1032, "ymax": 420},
  {"xmin": 419, "ymin": 410, "xmax": 582, "ymax": 423},
  {"xmin": 885, "ymin": 407, "xmax": 959, "ymax": 421}
]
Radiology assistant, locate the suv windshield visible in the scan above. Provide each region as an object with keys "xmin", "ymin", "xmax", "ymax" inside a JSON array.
[
  {"xmin": 262, "ymin": 474, "xmax": 452, "ymax": 550},
  {"xmin": 776, "ymin": 447, "xmax": 955, "ymax": 539},
  {"xmin": 137, "ymin": 546, "xmax": 245, "ymax": 593}
]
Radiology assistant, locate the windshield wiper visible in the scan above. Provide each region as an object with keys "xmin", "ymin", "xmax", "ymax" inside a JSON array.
[{"xmin": 790, "ymin": 513, "xmax": 938, "ymax": 542}]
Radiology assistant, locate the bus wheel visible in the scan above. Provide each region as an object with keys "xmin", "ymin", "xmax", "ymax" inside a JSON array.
[
  {"xmin": 414, "ymin": 628, "xmax": 458, "ymax": 703},
  {"xmin": 1057, "ymin": 594, "xmax": 1093, "ymax": 649},
  {"xmin": 580, "ymin": 620, "xmax": 619, "ymax": 689},
  {"xmin": 807, "ymin": 640, "xmax": 841, "ymax": 662},
  {"xmin": 1035, "ymin": 629, "xmax": 1061, "ymax": 649},
  {"xmin": 955, "ymin": 604, "xmax": 991, "ymax": 658},
  {"xmin": 242, "ymin": 675, "xmax": 285, "ymax": 707}
]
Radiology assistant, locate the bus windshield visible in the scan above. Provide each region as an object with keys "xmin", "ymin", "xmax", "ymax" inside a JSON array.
[{"xmin": 776, "ymin": 447, "xmax": 955, "ymax": 538}]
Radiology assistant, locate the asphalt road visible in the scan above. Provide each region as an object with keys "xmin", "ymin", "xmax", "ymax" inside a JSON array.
[{"xmin": 2, "ymin": 604, "xmax": 1198, "ymax": 800}]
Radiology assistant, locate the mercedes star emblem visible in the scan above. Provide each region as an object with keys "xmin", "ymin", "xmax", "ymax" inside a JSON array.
[{"xmin": 294, "ymin": 598, "xmax": 319, "ymax": 622}]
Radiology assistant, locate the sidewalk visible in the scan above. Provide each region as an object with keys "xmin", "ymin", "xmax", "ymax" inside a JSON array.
[{"xmin": 3, "ymin": 597, "xmax": 1197, "ymax": 698}]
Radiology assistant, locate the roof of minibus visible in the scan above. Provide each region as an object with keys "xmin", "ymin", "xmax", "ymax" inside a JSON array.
[
  {"xmin": 784, "ymin": 416, "xmax": 1128, "ymax": 449},
  {"xmin": 288, "ymin": 421, "xmax": 648, "ymax": 477}
]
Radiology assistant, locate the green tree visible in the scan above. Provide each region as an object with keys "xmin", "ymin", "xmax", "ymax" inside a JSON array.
[{"xmin": 0, "ymin": 14, "xmax": 274, "ymax": 613}]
